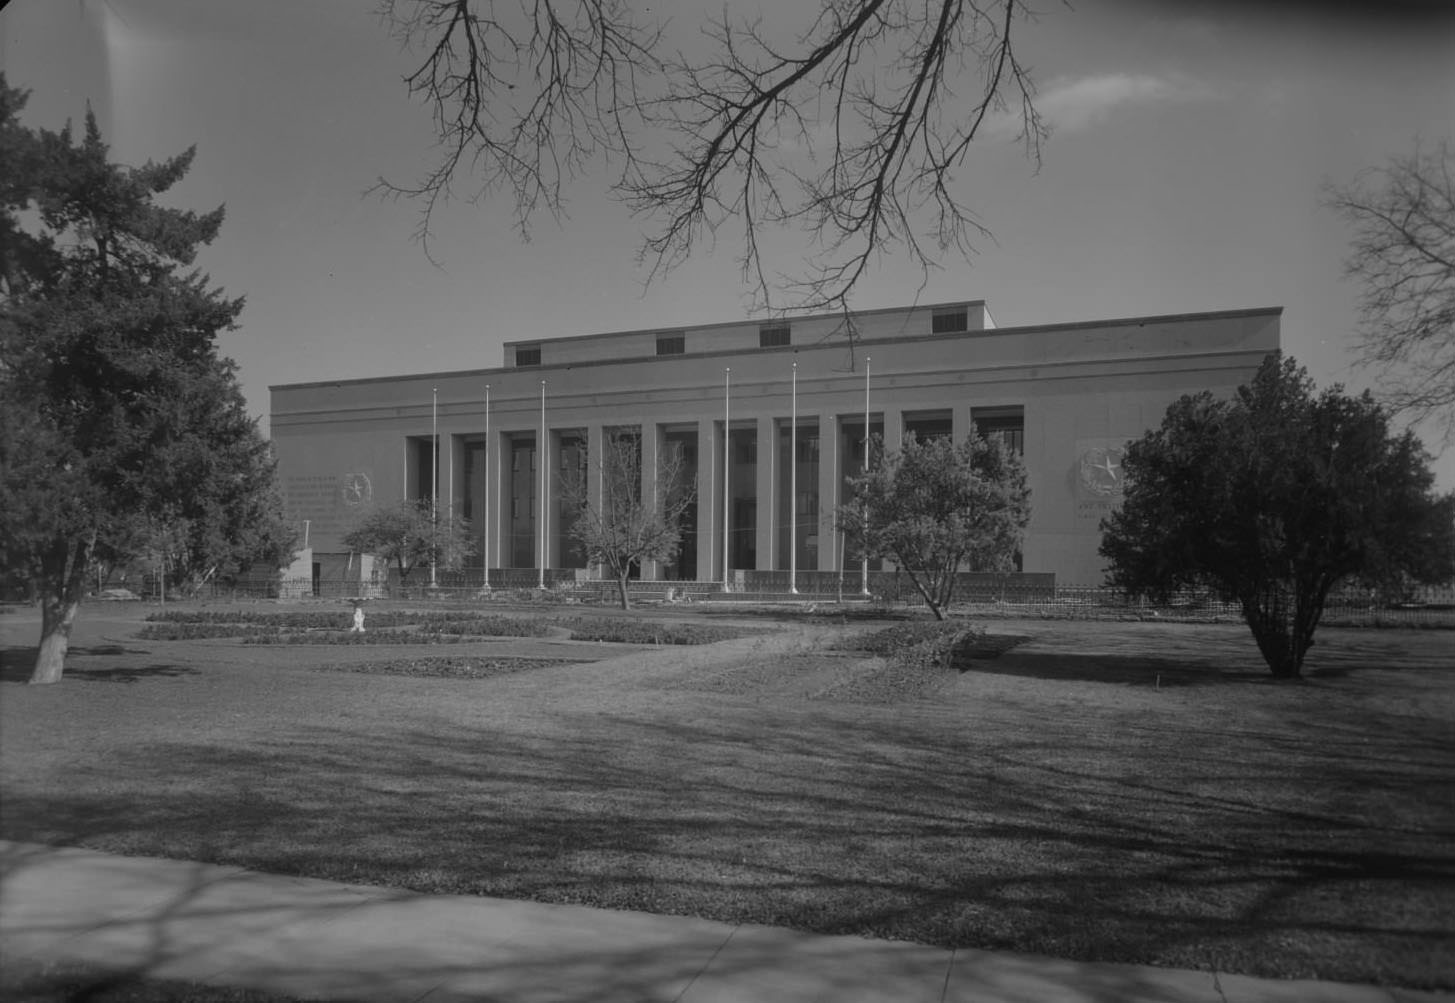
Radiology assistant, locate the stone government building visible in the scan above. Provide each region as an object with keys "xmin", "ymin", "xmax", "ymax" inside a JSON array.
[{"xmin": 269, "ymin": 299, "xmax": 1281, "ymax": 593}]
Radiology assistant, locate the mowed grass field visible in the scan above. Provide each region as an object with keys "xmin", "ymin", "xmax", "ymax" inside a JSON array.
[{"xmin": 1, "ymin": 603, "xmax": 1452, "ymax": 990}]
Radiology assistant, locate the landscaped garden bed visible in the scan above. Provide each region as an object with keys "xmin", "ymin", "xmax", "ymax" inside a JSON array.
[
  {"xmin": 311, "ymin": 655, "xmax": 579, "ymax": 678},
  {"xmin": 136, "ymin": 609, "xmax": 757, "ymax": 646}
]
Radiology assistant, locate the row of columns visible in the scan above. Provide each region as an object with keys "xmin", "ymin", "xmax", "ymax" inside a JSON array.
[{"xmin": 444, "ymin": 409, "xmax": 923, "ymax": 582}]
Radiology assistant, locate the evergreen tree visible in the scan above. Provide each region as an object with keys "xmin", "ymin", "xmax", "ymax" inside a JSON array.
[
  {"xmin": 0, "ymin": 76, "xmax": 295, "ymax": 683},
  {"xmin": 1100, "ymin": 354, "xmax": 1455, "ymax": 678}
]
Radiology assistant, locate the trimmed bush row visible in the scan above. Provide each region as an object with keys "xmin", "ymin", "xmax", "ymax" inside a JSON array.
[
  {"xmin": 557, "ymin": 618, "xmax": 749, "ymax": 645},
  {"xmin": 433, "ymin": 616, "xmax": 550, "ymax": 638},
  {"xmin": 243, "ymin": 630, "xmax": 471, "ymax": 646},
  {"xmin": 312, "ymin": 656, "xmax": 576, "ymax": 678},
  {"xmin": 136, "ymin": 623, "xmax": 282, "ymax": 641}
]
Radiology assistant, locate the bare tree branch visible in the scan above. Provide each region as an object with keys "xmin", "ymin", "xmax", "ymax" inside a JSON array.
[
  {"xmin": 376, "ymin": 0, "xmax": 1048, "ymax": 309},
  {"xmin": 373, "ymin": 0, "xmax": 662, "ymax": 263},
  {"xmin": 1324, "ymin": 140, "xmax": 1455, "ymax": 440}
]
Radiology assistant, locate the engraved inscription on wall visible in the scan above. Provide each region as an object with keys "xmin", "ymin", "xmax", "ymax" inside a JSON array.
[{"xmin": 284, "ymin": 471, "xmax": 375, "ymax": 538}]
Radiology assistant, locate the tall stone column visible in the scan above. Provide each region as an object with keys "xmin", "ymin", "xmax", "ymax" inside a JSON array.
[
  {"xmin": 586, "ymin": 424, "xmax": 606, "ymax": 580},
  {"xmin": 952, "ymin": 404, "xmax": 971, "ymax": 446},
  {"xmin": 884, "ymin": 407, "xmax": 904, "ymax": 451},
  {"xmin": 817, "ymin": 414, "xmax": 839, "ymax": 574},
  {"xmin": 639, "ymin": 422, "xmax": 660, "ymax": 581},
  {"xmin": 755, "ymin": 415, "xmax": 775, "ymax": 574},
  {"xmin": 696, "ymin": 418, "xmax": 717, "ymax": 584}
]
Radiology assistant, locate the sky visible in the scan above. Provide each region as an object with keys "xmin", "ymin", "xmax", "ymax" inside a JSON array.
[{"xmin": 1, "ymin": 0, "xmax": 1452, "ymax": 486}]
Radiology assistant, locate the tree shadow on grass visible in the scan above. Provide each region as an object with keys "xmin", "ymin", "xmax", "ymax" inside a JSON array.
[
  {"xmin": 6, "ymin": 699, "xmax": 1453, "ymax": 991},
  {"xmin": 955, "ymin": 625, "xmax": 1455, "ymax": 687},
  {"xmin": 957, "ymin": 647, "xmax": 1273, "ymax": 688},
  {"xmin": 0, "ymin": 646, "xmax": 195, "ymax": 684},
  {"xmin": 66, "ymin": 664, "xmax": 199, "ymax": 684},
  {"xmin": 4, "ymin": 623, "xmax": 1454, "ymax": 993},
  {"xmin": 71, "ymin": 644, "xmax": 153, "ymax": 657}
]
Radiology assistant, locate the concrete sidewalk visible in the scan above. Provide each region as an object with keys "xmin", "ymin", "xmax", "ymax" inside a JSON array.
[{"xmin": 1, "ymin": 841, "xmax": 1445, "ymax": 1003}]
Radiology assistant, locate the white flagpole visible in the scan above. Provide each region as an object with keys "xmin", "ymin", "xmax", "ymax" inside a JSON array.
[
  {"xmin": 539, "ymin": 379, "xmax": 547, "ymax": 591},
  {"xmin": 832, "ymin": 414, "xmax": 842, "ymax": 602},
  {"xmin": 861, "ymin": 358, "xmax": 871, "ymax": 597},
  {"xmin": 483, "ymin": 384, "xmax": 491, "ymax": 592},
  {"xmin": 447, "ymin": 401, "xmax": 453, "ymax": 572},
  {"xmin": 789, "ymin": 358, "xmax": 798, "ymax": 595},
  {"xmin": 722, "ymin": 367, "xmax": 731, "ymax": 592},
  {"xmin": 431, "ymin": 386, "xmax": 439, "ymax": 589}
]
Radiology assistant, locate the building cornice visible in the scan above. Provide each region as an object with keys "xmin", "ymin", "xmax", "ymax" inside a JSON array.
[{"xmin": 269, "ymin": 305, "xmax": 1283, "ymax": 394}]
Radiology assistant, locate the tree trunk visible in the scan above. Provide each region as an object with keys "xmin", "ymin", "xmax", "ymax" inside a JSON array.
[
  {"xmin": 31, "ymin": 595, "xmax": 80, "ymax": 684},
  {"xmin": 30, "ymin": 538, "xmax": 91, "ymax": 685},
  {"xmin": 1242, "ymin": 589, "xmax": 1306, "ymax": 679},
  {"xmin": 617, "ymin": 570, "xmax": 632, "ymax": 611},
  {"xmin": 1249, "ymin": 624, "xmax": 1301, "ymax": 678},
  {"xmin": 894, "ymin": 559, "xmax": 943, "ymax": 619}
]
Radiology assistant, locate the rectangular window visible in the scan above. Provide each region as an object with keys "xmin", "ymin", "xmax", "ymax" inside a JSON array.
[
  {"xmin": 661, "ymin": 428, "xmax": 699, "ymax": 581},
  {"xmin": 932, "ymin": 308, "xmax": 968, "ymax": 334},
  {"xmin": 904, "ymin": 410, "xmax": 953, "ymax": 443},
  {"xmin": 726, "ymin": 426, "xmax": 757, "ymax": 570},
  {"xmin": 759, "ymin": 324, "xmax": 791, "ymax": 348},
  {"xmin": 656, "ymin": 333, "xmax": 685, "ymax": 355},
  {"xmin": 508, "ymin": 437, "xmax": 536, "ymax": 567},
  {"xmin": 973, "ymin": 405, "xmax": 1025, "ymax": 455},
  {"xmin": 515, "ymin": 346, "xmax": 541, "ymax": 367},
  {"xmin": 734, "ymin": 435, "xmax": 757, "ymax": 464},
  {"xmin": 776, "ymin": 421, "xmax": 820, "ymax": 572},
  {"xmin": 410, "ymin": 437, "xmax": 435, "ymax": 504}
]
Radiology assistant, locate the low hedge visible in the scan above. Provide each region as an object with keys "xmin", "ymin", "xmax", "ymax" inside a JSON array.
[
  {"xmin": 312, "ymin": 656, "xmax": 575, "ymax": 678},
  {"xmin": 558, "ymin": 618, "xmax": 749, "ymax": 645},
  {"xmin": 136, "ymin": 623, "xmax": 281, "ymax": 641},
  {"xmin": 432, "ymin": 616, "xmax": 550, "ymax": 638},
  {"xmin": 242, "ymin": 629, "xmax": 468, "ymax": 646}
]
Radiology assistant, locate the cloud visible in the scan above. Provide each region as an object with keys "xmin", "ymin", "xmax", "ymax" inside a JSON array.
[{"xmin": 985, "ymin": 73, "xmax": 1215, "ymax": 139}]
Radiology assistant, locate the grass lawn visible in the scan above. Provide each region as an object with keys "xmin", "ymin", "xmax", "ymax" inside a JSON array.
[{"xmin": 2, "ymin": 603, "xmax": 1452, "ymax": 990}]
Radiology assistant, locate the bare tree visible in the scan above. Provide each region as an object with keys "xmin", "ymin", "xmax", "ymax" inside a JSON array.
[
  {"xmin": 375, "ymin": 0, "xmax": 1048, "ymax": 313},
  {"xmin": 1325, "ymin": 140, "xmax": 1455, "ymax": 439},
  {"xmin": 560, "ymin": 431, "xmax": 696, "ymax": 609}
]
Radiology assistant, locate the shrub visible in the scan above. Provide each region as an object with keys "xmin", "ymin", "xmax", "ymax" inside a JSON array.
[
  {"xmin": 242, "ymin": 629, "xmax": 465, "ymax": 646},
  {"xmin": 559, "ymin": 618, "xmax": 748, "ymax": 645},
  {"xmin": 135, "ymin": 623, "xmax": 281, "ymax": 641},
  {"xmin": 428, "ymin": 615, "xmax": 550, "ymax": 638},
  {"xmin": 312, "ymin": 656, "xmax": 574, "ymax": 678},
  {"xmin": 844, "ymin": 621, "xmax": 989, "ymax": 671}
]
